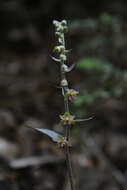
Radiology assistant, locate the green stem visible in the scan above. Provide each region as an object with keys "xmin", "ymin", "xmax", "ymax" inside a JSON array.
[
  {"xmin": 65, "ymin": 142, "xmax": 75, "ymax": 190},
  {"xmin": 60, "ymin": 34, "xmax": 75, "ymax": 190}
]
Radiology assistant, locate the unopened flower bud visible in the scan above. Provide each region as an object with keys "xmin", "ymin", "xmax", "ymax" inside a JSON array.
[
  {"xmin": 61, "ymin": 64, "xmax": 69, "ymax": 72},
  {"xmin": 56, "ymin": 25, "xmax": 63, "ymax": 32},
  {"xmin": 53, "ymin": 45, "xmax": 64, "ymax": 53},
  {"xmin": 53, "ymin": 46, "xmax": 61, "ymax": 53},
  {"xmin": 63, "ymin": 26, "xmax": 68, "ymax": 33},
  {"xmin": 59, "ymin": 54, "xmax": 67, "ymax": 61},
  {"xmin": 61, "ymin": 20, "xmax": 67, "ymax": 26},
  {"xmin": 55, "ymin": 32, "xmax": 62, "ymax": 38},
  {"xmin": 61, "ymin": 79, "xmax": 68, "ymax": 86},
  {"xmin": 53, "ymin": 20, "xmax": 60, "ymax": 27}
]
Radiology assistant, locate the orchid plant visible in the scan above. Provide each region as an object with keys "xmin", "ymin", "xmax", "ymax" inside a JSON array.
[{"xmin": 27, "ymin": 20, "xmax": 92, "ymax": 190}]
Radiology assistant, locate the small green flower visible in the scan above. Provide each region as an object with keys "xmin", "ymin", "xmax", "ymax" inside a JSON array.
[
  {"xmin": 65, "ymin": 89, "xmax": 79, "ymax": 101},
  {"xmin": 60, "ymin": 112, "xmax": 75, "ymax": 125},
  {"xmin": 56, "ymin": 136, "xmax": 71, "ymax": 147}
]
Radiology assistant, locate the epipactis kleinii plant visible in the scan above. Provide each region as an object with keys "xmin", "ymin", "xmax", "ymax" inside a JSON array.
[
  {"xmin": 27, "ymin": 20, "xmax": 92, "ymax": 190},
  {"xmin": 52, "ymin": 19, "xmax": 91, "ymax": 190}
]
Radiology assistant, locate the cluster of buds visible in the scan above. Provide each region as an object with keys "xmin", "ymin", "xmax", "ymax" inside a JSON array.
[
  {"xmin": 53, "ymin": 20, "xmax": 68, "ymax": 35},
  {"xmin": 56, "ymin": 136, "xmax": 71, "ymax": 148},
  {"xmin": 60, "ymin": 112, "xmax": 75, "ymax": 126},
  {"xmin": 53, "ymin": 20, "xmax": 68, "ymax": 63}
]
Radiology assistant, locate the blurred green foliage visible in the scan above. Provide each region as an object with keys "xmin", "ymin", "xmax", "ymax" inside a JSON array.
[
  {"xmin": 73, "ymin": 56, "xmax": 127, "ymax": 116},
  {"xmin": 77, "ymin": 57, "xmax": 112, "ymax": 72},
  {"xmin": 99, "ymin": 13, "xmax": 112, "ymax": 25}
]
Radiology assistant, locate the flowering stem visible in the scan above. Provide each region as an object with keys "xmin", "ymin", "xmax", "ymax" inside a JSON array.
[{"xmin": 53, "ymin": 20, "xmax": 75, "ymax": 190}]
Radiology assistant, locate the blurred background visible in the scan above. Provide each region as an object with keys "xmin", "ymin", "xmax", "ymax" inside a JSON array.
[{"xmin": 0, "ymin": 0, "xmax": 127, "ymax": 190}]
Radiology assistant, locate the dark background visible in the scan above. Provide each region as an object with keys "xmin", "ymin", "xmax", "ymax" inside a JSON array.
[{"xmin": 0, "ymin": 0, "xmax": 127, "ymax": 190}]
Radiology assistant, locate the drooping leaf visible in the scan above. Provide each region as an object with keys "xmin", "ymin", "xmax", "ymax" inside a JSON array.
[{"xmin": 34, "ymin": 128, "xmax": 62, "ymax": 142}]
